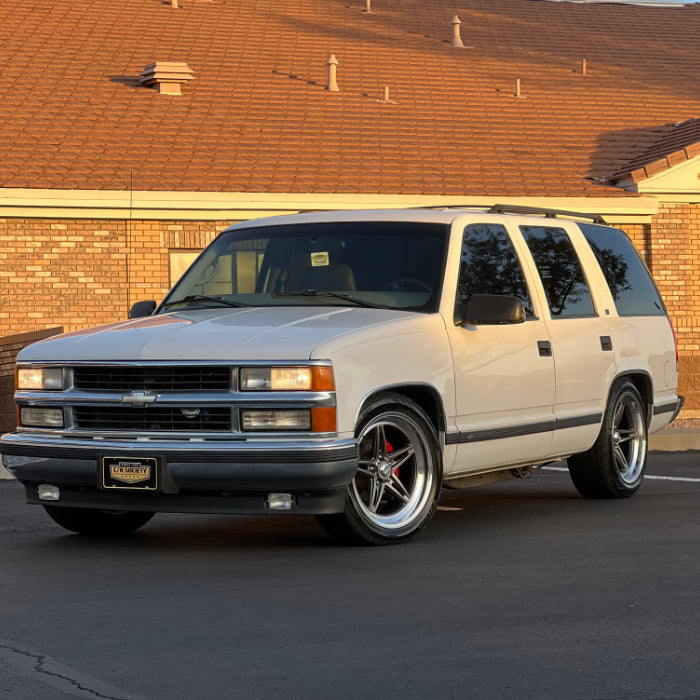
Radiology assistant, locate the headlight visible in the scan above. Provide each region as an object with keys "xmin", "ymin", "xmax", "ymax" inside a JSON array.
[
  {"xmin": 20, "ymin": 407, "xmax": 64, "ymax": 428},
  {"xmin": 239, "ymin": 366, "xmax": 334, "ymax": 391},
  {"xmin": 17, "ymin": 367, "xmax": 63, "ymax": 391}
]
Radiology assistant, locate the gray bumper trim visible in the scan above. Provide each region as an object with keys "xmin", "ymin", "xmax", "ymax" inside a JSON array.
[{"xmin": 1, "ymin": 434, "xmax": 359, "ymax": 493}]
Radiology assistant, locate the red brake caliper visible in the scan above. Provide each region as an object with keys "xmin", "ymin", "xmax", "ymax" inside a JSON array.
[{"xmin": 386, "ymin": 440, "xmax": 399, "ymax": 476}]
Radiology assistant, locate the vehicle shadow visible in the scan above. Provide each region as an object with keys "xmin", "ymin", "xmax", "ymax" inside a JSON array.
[{"xmin": 25, "ymin": 472, "xmax": 591, "ymax": 555}]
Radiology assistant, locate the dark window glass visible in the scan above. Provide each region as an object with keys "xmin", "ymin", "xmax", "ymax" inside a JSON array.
[
  {"xmin": 521, "ymin": 226, "xmax": 596, "ymax": 318},
  {"xmin": 578, "ymin": 223, "xmax": 665, "ymax": 316},
  {"xmin": 162, "ymin": 221, "xmax": 449, "ymax": 313},
  {"xmin": 459, "ymin": 224, "xmax": 533, "ymax": 315}
]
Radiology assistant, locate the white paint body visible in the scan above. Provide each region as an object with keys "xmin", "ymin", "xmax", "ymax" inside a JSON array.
[{"xmin": 16, "ymin": 209, "xmax": 681, "ymax": 478}]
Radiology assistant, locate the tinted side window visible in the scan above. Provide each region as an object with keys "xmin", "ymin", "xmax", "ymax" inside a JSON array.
[
  {"xmin": 459, "ymin": 224, "xmax": 533, "ymax": 315},
  {"xmin": 578, "ymin": 223, "xmax": 665, "ymax": 316},
  {"xmin": 520, "ymin": 226, "xmax": 596, "ymax": 318}
]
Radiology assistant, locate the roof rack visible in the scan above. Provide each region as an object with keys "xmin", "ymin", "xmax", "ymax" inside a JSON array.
[
  {"xmin": 405, "ymin": 203, "xmax": 607, "ymax": 224},
  {"xmin": 487, "ymin": 204, "xmax": 606, "ymax": 224}
]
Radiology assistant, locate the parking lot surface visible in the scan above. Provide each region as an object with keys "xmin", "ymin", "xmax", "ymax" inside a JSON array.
[{"xmin": 1, "ymin": 451, "xmax": 699, "ymax": 699}]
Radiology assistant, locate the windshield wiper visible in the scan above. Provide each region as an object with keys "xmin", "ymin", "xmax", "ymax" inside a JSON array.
[
  {"xmin": 272, "ymin": 290, "xmax": 389, "ymax": 309},
  {"xmin": 160, "ymin": 295, "xmax": 249, "ymax": 310}
]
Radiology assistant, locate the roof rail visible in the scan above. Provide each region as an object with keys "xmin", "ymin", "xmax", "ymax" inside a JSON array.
[{"xmin": 487, "ymin": 204, "xmax": 606, "ymax": 224}]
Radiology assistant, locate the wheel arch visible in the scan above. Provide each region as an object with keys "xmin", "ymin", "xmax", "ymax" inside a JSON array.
[
  {"xmin": 356, "ymin": 384, "xmax": 447, "ymax": 436},
  {"xmin": 609, "ymin": 371, "xmax": 653, "ymax": 425}
]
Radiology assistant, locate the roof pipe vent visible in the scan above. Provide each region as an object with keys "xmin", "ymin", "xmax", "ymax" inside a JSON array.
[
  {"xmin": 327, "ymin": 55, "xmax": 339, "ymax": 92},
  {"xmin": 378, "ymin": 86, "xmax": 396, "ymax": 104},
  {"xmin": 452, "ymin": 15, "xmax": 464, "ymax": 48},
  {"xmin": 362, "ymin": 0, "xmax": 374, "ymax": 13},
  {"xmin": 140, "ymin": 62, "xmax": 194, "ymax": 95}
]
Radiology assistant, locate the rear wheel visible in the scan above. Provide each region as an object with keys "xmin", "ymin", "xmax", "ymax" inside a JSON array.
[
  {"xmin": 43, "ymin": 506, "xmax": 154, "ymax": 536},
  {"xmin": 568, "ymin": 379, "xmax": 648, "ymax": 498},
  {"xmin": 318, "ymin": 394, "xmax": 442, "ymax": 545}
]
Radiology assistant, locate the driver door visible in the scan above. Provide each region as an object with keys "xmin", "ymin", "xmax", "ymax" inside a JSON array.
[{"xmin": 446, "ymin": 223, "xmax": 556, "ymax": 474}]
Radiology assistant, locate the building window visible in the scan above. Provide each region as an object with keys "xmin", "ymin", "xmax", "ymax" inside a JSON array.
[{"xmin": 169, "ymin": 251, "xmax": 201, "ymax": 288}]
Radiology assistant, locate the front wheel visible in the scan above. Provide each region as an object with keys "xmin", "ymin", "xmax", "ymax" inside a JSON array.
[
  {"xmin": 43, "ymin": 506, "xmax": 154, "ymax": 536},
  {"xmin": 317, "ymin": 394, "xmax": 442, "ymax": 545},
  {"xmin": 567, "ymin": 379, "xmax": 648, "ymax": 498}
]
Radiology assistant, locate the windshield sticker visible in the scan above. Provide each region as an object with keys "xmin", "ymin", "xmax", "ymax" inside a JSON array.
[{"xmin": 310, "ymin": 252, "xmax": 330, "ymax": 267}]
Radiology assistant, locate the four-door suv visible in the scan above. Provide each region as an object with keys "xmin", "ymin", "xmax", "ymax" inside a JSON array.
[{"xmin": 0, "ymin": 207, "xmax": 684, "ymax": 544}]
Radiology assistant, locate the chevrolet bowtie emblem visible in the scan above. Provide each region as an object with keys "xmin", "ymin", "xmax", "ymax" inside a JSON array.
[{"xmin": 121, "ymin": 390, "xmax": 158, "ymax": 407}]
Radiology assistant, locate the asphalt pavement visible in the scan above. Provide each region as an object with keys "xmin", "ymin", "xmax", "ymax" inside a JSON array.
[{"xmin": 1, "ymin": 451, "xmax": 699, "ymax": 700}]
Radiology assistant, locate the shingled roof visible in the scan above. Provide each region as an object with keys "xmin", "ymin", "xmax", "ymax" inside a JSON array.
[
  {"xmin": 2, "ymin": 0, "xmax": 700, "ymax": 197},
  {"xmin": 611, "ymin": 117, "xmax": 700, "ymax": 184}
]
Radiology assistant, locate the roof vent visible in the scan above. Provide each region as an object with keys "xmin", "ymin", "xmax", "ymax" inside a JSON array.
[
  {"xmin": 452, "ymin": 15, "xmax": 464, "ymax": 48},
  {"xmin": 378, "ymin": 86, "xmax": 397, "ymax": 104},
  {"xmin": 327, "ymin": 55, "xmax": 339, "ymax": 92},
  {"xmin": 139, "ymin": 62, "xmax": 194, "ymax": 95}
]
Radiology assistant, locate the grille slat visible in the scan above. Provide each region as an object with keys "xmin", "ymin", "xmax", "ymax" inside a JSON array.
[
  {"xmin": 73, "ymin": 366, "xmax": 231, "ymax": 392},
  {"xmin": 73, "ymin": 407, "xmax": 231, "ymax": 432}
]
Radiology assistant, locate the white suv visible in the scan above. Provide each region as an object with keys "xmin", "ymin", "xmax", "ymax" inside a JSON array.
[{"xmin": 1, "ymin": 207, "xmax": 684, "ymax": 544}]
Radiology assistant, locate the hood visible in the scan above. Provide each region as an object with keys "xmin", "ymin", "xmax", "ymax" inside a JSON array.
[{"xmin": 18, "ymin": 306, "xmax": 425, "ymax": 362}]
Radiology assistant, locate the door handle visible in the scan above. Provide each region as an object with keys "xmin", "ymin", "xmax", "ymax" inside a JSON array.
[
  {"xmin": 537, "ymin": 340, "xmax": 552, "ymax": 357},
  {"xmin": 600, "ymin": 336, "xmax": 613, "ymax": 352}
]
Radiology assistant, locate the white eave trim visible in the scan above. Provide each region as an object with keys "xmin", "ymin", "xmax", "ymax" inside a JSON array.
[
  {"xmin": 0, "ymin": 188, "xmax": 659, "ymax": 224},
  {"xmin": 616, "ymin": 153, "xmax": 700, "ymax": 203}
]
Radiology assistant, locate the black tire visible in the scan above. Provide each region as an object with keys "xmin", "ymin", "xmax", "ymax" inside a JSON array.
[
  {"xmin": 567, "ymin": 379, "xmax": 648, "ymax": 499},
  {"xmin": 43, "ymin": 506, "xmax": 154, "ymax": 536},
  {"xmin": 317, "ymin": 393, "xmax": 442, "ymax": 545}
]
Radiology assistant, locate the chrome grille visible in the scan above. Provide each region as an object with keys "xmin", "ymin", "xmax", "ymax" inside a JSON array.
[
  {"xmin": 73, "ymin": 366, "xmax": 232, "ymax": 392},
  {"xmin": 73, "ymin": 406, "xmax": 232, "ymax": 432}
]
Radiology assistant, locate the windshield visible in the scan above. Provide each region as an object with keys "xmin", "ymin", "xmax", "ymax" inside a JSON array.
[{"xmin": 160, "ymin": 221, "xmax": 449, "ymax": 313}]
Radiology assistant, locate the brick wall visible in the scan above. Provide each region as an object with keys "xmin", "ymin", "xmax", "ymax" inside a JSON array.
[
  {"xmin": 0, "ymin": 218, "xmax": 229, "ymax": 335},
  {"xmin": 0, "ymin": 327, "xmax": 63, "ymax": 434},
  {"xmin": 0, "ymin": 213, "xmax": 697, "ymax": 412},
  {"xmin": 643, "ymin": 204, "xmax": 700, "ymax": 412}
]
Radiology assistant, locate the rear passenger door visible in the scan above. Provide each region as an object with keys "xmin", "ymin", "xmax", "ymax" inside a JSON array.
[
  {"xmin": 447, "ymin": 223, "xmax": 556, "ymax": 474},
  {"xmin": 518, "ymin": 223, "xmax": 614, "ymax": 455}
]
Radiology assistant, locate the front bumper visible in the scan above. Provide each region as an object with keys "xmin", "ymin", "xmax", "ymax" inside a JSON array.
[{"xmin": 0, "ymin": 433, "xmax": 358, "ymax": 515}]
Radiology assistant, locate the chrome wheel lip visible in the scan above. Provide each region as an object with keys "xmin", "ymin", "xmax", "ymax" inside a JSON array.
[
  {"xmin": 612, "ymin": 391, "xmax": 647, "ymax": 485},
  {"xmin": 352, "ymin": 411, "xmax": 435, "ymax": 532}
]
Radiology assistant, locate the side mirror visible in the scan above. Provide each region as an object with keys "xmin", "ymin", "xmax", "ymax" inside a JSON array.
[
  {"xmin": 458, "ymin": 294, "xmax": 526, "ymax": 326},
  {"xmin": 129, "ymin": 300, "xmax": 157, "ymax": 319}
]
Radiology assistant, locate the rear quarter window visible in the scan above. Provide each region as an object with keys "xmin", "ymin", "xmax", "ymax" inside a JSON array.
[{"xmin": 578, "ymin": 224, "xmax": 666, "ymax": 317}]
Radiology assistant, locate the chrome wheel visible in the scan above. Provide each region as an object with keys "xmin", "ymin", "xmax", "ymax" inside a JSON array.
[
  {"xmin": 612, "ymin": 390, "xmax": 647, "ymax": 486},
  {"xmin": 352, "ymin": 410, "xmax": 436, "ymax": 532},
  {"xmin": 567, "ymin": 379, "xmax": 648, "ymax": 499},
  {"xmin": 317, "ymin": 394, "xmax": 441, "ymax": 544}
]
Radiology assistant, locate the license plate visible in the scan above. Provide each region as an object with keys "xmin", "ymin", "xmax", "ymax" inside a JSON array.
[{"xmin": 102, "ymin": 456, "xmax": 158, "ymax": 490}]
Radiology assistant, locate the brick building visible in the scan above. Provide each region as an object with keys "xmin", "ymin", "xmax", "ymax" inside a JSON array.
[{"xmin": 0, "ymin": 0, "xmax": 699, "ymax": 415}]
